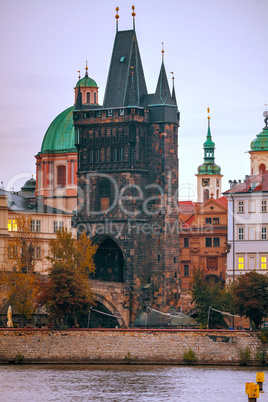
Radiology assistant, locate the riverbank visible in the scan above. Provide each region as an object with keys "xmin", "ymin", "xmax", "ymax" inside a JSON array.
[{"xmin": 0, "ymin": 329, "xmax": 267, "ymax": 365}]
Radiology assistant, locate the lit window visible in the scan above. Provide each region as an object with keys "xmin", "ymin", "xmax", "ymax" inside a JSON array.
[
  {"xmin": 31, "ymin": 220, "xmax": 41, "ymax": 233},
  {"xmin": 8, "ymin": 219, "xmax": 17, "ymax": 231},
  {"xmin": 238, "ymin": 257, "xmax": 244, "ymax": 269},
  {"xmin": 261, "ymin": 227, "xmax": 267, "ymax": 240},
  {"xmin": 54, "ymin": 221, "xmax": 64, "ymax": 233},
  {"xmin": 238, "ymin": 201, "xmax": 244, "ymax": 213},
  {"xmin": 261, "ymin": 257, "xmax": 267, "ymax": 269},
  {"xmin": 261, "ymin": 200, "xmax": 267, "ymax": 212},
  {"xmin": 238, "ymin": 227, "xmax": 244, "ymax": 240}
]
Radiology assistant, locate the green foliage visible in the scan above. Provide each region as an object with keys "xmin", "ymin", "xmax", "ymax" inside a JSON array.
[
  {"xmin": 191, "ymin": 267, "xmax": 233, "ymax": 328},
  {"xmin": 233, "ymin": 272, "xmax": 268, "ymax": 329},
  {"xmin": 124, "ymin": 352, "xmax": 131, "ymax": 362},
  {"xmin": 40, "ymin": 228, "xmax": 97, "ymax": 327},
  {"xmin": 255, "ymin": 349, "xmax": 266, "ymax": 365},
  {"xmin": 258, "ymin": 330, "xmax": 268, "ymax": 344},
  {"xmin": 0, "ymin": 216, "xmax": 41, "ymax": 325},
  {"xmin": 15, "ymin": 353, "xmax": 24, "ymax": 364},
  {"xmin": 239, "ymin": 346, "xmax": 251, "ymax": 365},
  {"xmin": 183, "ymin": 348, "xmax": 197, "ymax": 363}
]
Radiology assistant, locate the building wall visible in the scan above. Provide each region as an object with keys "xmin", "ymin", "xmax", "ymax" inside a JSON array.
[
  {"xmin": 226, "ymin": 192, "xmax": 268, "ymax": 282},
  {"xmin": 0, "ymin": 197, "xmax": 73, "ymax": 274},
  {"xmin": 35, "ymin": 152, "xmax": 77, "ymax": 213},
  {"xmin": 0, "ymin": 329, "xmax": 266, "ymax": 365},
  {"xmin": 179, "ymin": 198, "xmax": 228, "ymax": 311}
]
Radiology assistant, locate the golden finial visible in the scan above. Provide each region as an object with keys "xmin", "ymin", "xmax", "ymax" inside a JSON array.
[
  {"xmin": 207, "ymin": 107, "xmax": 210, "ymax": 119},
  {"xmin": 115, "ymin": 7, "xmax": 119, "ymax": 32},
  {"xmin": 132, "ymin": 5, "xmax": 136, "ymax": 30},
  {"xmin": 77, "ymin": 70, "xmax": 81, "ymax": 79},
  {"xmin": 162, "ymin": 42, "xmax": 165, "ymax": 62},
  {"xmin": 85, "ymin": 60, "xmax": 88, "ymax": 76}
]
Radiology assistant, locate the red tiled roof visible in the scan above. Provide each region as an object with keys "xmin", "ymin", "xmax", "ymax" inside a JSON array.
[
  {"xmin": 215, "ymin": 196, "xmax": 228, "ymax": 207},
  {"xmin": 178, "ymin": 201, "xmax": 196, "ymax": 212},
  {"xmin": 181, "ymin": 214, "xmax": 195, "ymax": 228},
  {"xmin": 223, "ymin": 170, "xmax": 268, "ymax": 194}
]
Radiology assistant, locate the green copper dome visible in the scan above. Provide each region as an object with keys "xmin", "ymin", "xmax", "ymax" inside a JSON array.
[
  {"xmin": 40, "ymin": 106, "xmax": 75, "ymax": 154},
  {"xmin": 250, "ymin": 126, "xmax": 268, "ymax": 151},
  {"xmin": 197, "ymin": 162, "xmax": 221, "ymax": 175},
  {"xmin": 76, "ymin": 74, "xmax": 98, "ymax": 88},
  {"xmin": 203, "ymin": 126, "xmax": 215, "ymax": 148}
]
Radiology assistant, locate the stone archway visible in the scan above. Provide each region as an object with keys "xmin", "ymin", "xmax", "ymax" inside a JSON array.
[
  {"xmin": 89, "ymin": 292, "xmax": 127, "ymax": 328},
  {"xmin": 92, "ymin": 236, "xmax": 124, "ymax": 282}
]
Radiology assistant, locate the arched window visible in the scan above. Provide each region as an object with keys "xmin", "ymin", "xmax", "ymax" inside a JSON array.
[
  {"xmin": 216, "ymin": 189, "xmax": 219, "ymax": 199},
  {"xmin": 203, "ymin": 189, "xmax": 209, "ymax": 202},
  {"xmin": 93, "ymin": 237, "xmax": 124, "ymax": 282},
  {"xmin": 86, "ymin": 92, "xmax": 91, "ymax": 103},
  {"xmin": 259, "ymin": 163, "xmax": 266, "ymax": 174},
  {"xmin": 57, "ymin": 165, "xmax": 66, "ymax": 188}
]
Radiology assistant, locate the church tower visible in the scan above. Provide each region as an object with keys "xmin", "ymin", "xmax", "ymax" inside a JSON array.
[
  {"xmin": 249, "ymin": 108, "xmax": 268, "ymax": 175},
  {"xmin": 196, "ymin": 108, "xmax": 222, "ymax": 202},
  {"xmin": 73, "ymin": 8, "xmax": 180, "ymax": 325}
]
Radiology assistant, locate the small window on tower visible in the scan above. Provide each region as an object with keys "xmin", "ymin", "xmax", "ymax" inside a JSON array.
[
  {"xmin": 86, "ymin": 92, "xmax": 91, "ymax": 103},
  {"xmin": 57, "ymin": 166, "xmax": 66, "ymax": 188}
]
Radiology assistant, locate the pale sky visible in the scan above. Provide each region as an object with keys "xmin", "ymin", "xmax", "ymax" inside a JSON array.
[{"xmin": 0, "ymin": 0, "xmax": 268, "ymax": 199}]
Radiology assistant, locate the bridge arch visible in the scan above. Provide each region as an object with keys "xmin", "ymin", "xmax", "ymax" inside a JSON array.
[{"xmin": 90, "ymin": 292, "xmax": 127, "ymax": 328}]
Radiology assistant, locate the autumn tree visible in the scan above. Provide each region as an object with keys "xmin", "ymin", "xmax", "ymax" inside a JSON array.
[
  {"xmin": 0, "ymin": 215, "xmax": 41, "ymax": 325},
  {"xmin": 233, "ymin": 271, "xmax": 268, "ymax": 329},
  {"xmin": 40, "ymin": 228, "xmax": 97, "ymax": 327},
  {"xmin": 191, "ymin": 266, "xmax": 233, "ymax": 328}
]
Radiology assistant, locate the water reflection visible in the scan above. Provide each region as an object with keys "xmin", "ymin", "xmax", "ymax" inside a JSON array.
[{"xmin": 0, "ymin": 364, "xmax": 267, "ymax": 401}]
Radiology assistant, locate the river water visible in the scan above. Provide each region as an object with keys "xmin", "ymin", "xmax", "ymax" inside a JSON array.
[{"xmin": 0, "ymin": 364, "xmax": 267, "ymax": 401}]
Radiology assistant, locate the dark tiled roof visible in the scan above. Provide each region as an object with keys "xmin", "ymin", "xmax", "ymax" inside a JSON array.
[
  {"xmin": 149, "ymin": 62, "xmax": 176, "ymax": 107},
  {"xmin": 0, "ymin": 189, "xmax": 70, "ymax": 215},
  {"xmin": 103, "ymin": 30, "xmax": 147, "ymax": 108}
]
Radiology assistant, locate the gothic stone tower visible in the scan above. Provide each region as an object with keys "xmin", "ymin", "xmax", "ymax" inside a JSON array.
[{"xmin": 74, "ymin": 24, "xmax": 180, "ymax": 325}]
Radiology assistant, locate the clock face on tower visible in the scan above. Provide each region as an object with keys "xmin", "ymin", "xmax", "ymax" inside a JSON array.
[{"xmin": 202, "ymin": 178, "xmax": 210, "ymax": 187}]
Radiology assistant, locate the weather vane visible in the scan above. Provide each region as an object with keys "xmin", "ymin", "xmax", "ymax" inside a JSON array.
[
  {"xmin": 77, "ymin": 70, "xmax": 81, "ymax": 79},
  {"xmin": 162, "ymin": 42, "xmax": 164, "ymax": 62}
]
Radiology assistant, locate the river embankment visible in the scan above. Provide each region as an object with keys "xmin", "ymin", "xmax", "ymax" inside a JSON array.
[{"xmin": 0, "ymin": 328, "xmax": 267, "ymax": 365}]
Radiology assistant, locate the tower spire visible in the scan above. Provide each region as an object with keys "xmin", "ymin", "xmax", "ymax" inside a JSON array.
[
  {"xmin": 115, "ymin": 7, "xmax": 119, "ymax": 33},
  {"xmin": 132, "ymin": 5, "xmax": 136, "ymax": 31},
  {"xmin": 170, "ymin": 72, "xmax": 177, "ymax": 104}
]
